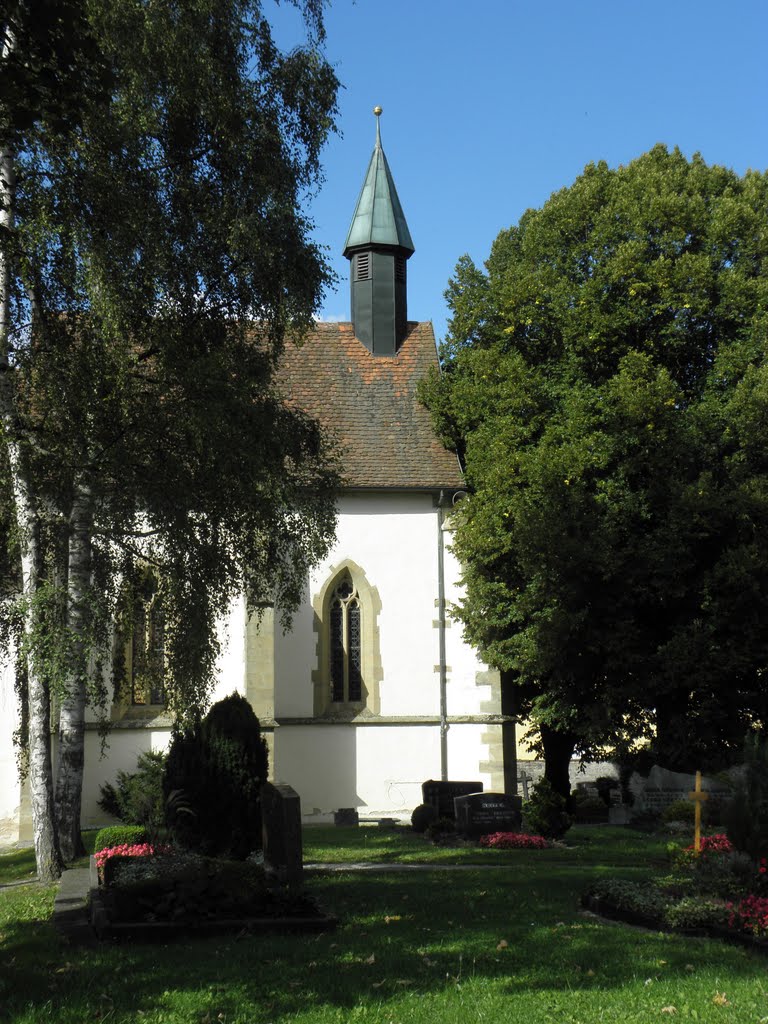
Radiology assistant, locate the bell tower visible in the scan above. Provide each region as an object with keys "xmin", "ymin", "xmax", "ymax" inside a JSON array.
[{"xmin": 343, "ymin": 107, "xmax": 415, "ymax": 356}]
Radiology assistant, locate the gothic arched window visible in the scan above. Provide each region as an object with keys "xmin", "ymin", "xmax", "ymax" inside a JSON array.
[
  {"xmin": 128, "ymin": 575, "xmax": 165, "ymax": 706},
  {"xmin": 329, "ymin": 575, "xmax": 362, "ymax": 703},
  {"xmin": 312, "ymin": 562, "xmax": 381, "ymax": 718}
]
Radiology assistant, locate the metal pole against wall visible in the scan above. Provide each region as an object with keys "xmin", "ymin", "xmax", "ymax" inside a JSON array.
[{"xmin": 437, "ymin": 496, "xmax": 448, "ymax": 781}]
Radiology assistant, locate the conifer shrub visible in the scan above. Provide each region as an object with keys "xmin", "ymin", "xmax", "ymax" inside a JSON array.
[
  {"xmin": 522, "ymin": 778, "xmax": 574, "ymax": 840},
  {"xmin": 725, "ymin": 732, "xmax": 768, "ymax": 862},
  {"xmin": 163, "ymin": 693, "xmax": 269, "ymax": 859},
  {"xmin": 94, "ymin": 824, "xmax": 148, "ymax": 854}
]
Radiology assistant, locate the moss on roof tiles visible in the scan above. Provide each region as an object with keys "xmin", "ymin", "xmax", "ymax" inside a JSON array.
[{"xmin": 277, "ymin": 322, "xmax": 462, "ymax": 490}]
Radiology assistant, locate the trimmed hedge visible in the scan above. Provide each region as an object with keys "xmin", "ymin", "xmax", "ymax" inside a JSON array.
[{"xmin": 94, "ymin": 824, "xmax": 148, "ymax": 854}]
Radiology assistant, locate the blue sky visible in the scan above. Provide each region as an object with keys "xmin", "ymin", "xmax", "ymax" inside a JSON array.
[{"xmin": 271, "ymin": 0, "xmax": 768, "ymax": 344}]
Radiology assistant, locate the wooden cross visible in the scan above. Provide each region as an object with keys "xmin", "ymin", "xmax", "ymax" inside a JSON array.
[{"xmin": 688, "ymin": 770, "xmax": 709, "ymax": 853}]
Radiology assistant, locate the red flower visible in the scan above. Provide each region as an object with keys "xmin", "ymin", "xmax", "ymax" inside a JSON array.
[
  {"xmin": 683, "ymin": 833, "xmax": 733, "ymax": 856},
  {"xmin": 479, "ymin": 832, "xmax": 549, "ymax": 850},
  {"xmin": 729, "ymin": 894, "xmax": 768, "ymax": 936}
]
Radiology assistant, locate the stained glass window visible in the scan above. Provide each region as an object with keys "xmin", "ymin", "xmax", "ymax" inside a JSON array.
[
  {"xmin": 131, "ymin": 584, "xmax": 165, "ymax": 706},
  {"xmin": 329, "ymin": 576, "xmax": 363, "ymax": 703}
]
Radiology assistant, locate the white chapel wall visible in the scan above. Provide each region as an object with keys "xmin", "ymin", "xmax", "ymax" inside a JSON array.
[
  {"xmin": 267, "ymin": 491, "xmax": 503, "ymax": 817},
  {"xmin": 274, "ymin": 491, "xmax": 445, "ymax": 719},
  {"xmin": 0, "ymin": 489, "xmax": 504, "ymax": 840},
  {"xmin": 0, "ymin": 657, "xmax": 23, "ymax": 844}
]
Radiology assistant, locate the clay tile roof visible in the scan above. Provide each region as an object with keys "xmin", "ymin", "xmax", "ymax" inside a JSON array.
[{"xmin": 277, "ymin": 322, "xmax": 464, "ymax": 491}]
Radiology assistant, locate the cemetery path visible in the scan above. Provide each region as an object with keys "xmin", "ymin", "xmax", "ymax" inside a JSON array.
[{"xmin": 305, "ymin": 862, "xmax": 508, "ymax": 872}]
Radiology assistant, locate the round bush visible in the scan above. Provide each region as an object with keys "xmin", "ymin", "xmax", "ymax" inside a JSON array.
[
  {"xmin": 94, "ymin": 824, "xmax": 148, "ymax": 854},
  {"xmin": 662, "ymin": 799, "xmax": 696, "ymax": 824},
  {"xmin": 411, "ymin": 803, "xmax": 437, "ymax": 833}
]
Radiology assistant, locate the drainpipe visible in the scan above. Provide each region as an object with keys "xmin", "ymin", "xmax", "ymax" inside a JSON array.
[{"xmin": 437, "ymin": 492, "xmax": 448, "ymax": 780}]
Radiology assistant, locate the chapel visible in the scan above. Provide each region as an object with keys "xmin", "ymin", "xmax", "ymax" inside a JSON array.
[{"xmin": 0, "ymin": 111, "xmax": 510, "ymax": 841}]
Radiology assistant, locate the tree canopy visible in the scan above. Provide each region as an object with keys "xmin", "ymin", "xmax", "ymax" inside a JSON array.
[
  {"xmin": 421, "ymin": 146, "xmax": 768, "ymax": 792},
  {"xmin": 1, "ymin": 0, "xmax": 340, "ymax": 873}
]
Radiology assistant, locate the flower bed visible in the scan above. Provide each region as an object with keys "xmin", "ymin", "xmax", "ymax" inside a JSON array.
[
  {"xmin": 671, "ymin": 833, "xmax": 733, "ymax": 869},
  {"xmin": 584, "ymin": 834, "xmax": 768, "ymax": 951},
  {"xmin": 479, "ymin": 832, "xmax": 549, "ymax": 850}
]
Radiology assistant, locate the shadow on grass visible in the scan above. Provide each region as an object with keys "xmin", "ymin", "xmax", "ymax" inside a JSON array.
[
  {"xmin": 303, "ymin": 824, "xmax": 672, "ymax": 869},
  {"xmin": 1, "ymin": 866, "xmax": 763, "ymax": 1023},
  {"xmin": 0, "ymin": 847, "xmax": 37, "ymax": 886}
]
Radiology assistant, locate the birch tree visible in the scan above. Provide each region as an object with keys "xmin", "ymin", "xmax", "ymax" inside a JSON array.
[{"xmin": 1, "ymin": 0, "xmax": 340, "ymax": 873}]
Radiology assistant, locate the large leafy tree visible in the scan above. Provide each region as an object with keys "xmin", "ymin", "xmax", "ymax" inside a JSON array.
[
  {"xmin": 422, "ymin": 147, "xmax": 768, "ymax": 796},
  {"xmin": 1, "ymin": 0, "xmax": 339, "ymax": 876}
]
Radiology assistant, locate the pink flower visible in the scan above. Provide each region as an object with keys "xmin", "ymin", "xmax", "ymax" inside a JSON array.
[
  {"xmin": 683, "ymin": 834, "xmax": 733, "ymax": 856},
  {"xmin": 479, "ymin": 832, "xmax": 549, "ymax": 850},
  {"xmin": 729, "ymin": 895, "xmax": 768, "ymax": 936},
  {"xmin": 94, "ymin": 841, "xmax": 171, "ymax": 870}
]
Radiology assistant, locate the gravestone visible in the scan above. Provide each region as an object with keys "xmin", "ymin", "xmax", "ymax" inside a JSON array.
[
  {"xmin": 422, "ymin": 779, "xmax": 483, "ymax": 820},
  {"xmin": 454, "ymin": 792, "xmax": 523, "ymax": 837},
  {"xmin": 261, "ymin": 782, "xmax": 303, "ymax": 888},
  {"xmin": 628, "ymin": 765, "xmax": 730, "ymax": 817}
]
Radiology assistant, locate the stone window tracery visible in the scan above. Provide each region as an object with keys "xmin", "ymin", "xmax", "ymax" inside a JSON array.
[{"xmin": 329, "ymin": 576, "xmax": 362, "ymax": 703}]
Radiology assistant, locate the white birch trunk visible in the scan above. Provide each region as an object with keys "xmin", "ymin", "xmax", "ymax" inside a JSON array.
[
  {"xmin": 55, "ymin": 476, "xmax": 94, "ymax": 862},
  {"xmin": 0, "ymin": 21, "xmax": 63, "ymax": 882}
]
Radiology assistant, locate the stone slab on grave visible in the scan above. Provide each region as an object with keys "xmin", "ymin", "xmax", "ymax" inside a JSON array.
[
  {"xmin": 421, "ymin": 779, "xmax": 483, "ymax": 820},
  {"xmin": 628, "ymin": 764, "xmax": 731, "ymax": 817},
  {"xmin": 261, "ymin": 782, "xmax": 303, "ymax": 887},
  {"xmin": 334, "ymin": 807, "xmax": 359, "ymax": 826},
  {"xmin": 454, "ymin": 792, "xmax": 523, "ymax": 837}
]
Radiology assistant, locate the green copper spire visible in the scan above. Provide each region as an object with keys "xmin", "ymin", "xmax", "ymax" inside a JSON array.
[
  {"xmin": 343, "ymin": 108, "xmax": 415, "ymax": 256},
  {"xmin": 345, "ymin": 108, "xmax": 414, "ymax": 356}
]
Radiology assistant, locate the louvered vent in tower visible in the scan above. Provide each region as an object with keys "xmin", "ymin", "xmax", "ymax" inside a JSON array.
[{"xmin": 355, "ymin": 252, "xmax": 370, "ymax": 281}]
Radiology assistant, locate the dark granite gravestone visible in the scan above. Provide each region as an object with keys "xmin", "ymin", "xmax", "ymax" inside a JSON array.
[
  {"xmin": 261, "ymin": 782, "xmax": 303, "ymax": 887},
  {"xmin": 454, "ymin": 792, "xmax": 523, "ymax": 837},
  {"xmin": 421, "ymin": 780, "xmax": 483, "ymax": 820}
]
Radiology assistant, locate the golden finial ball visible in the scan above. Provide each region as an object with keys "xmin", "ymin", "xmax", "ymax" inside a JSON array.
[{"xmin": 373, "ymin": 106, "xmax": 382, "ymax": 116}]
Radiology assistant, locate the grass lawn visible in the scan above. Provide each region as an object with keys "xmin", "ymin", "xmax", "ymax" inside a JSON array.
[{"xmin": 1, "ymin": 825, "xmax": 766, "ymax": 1024}]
